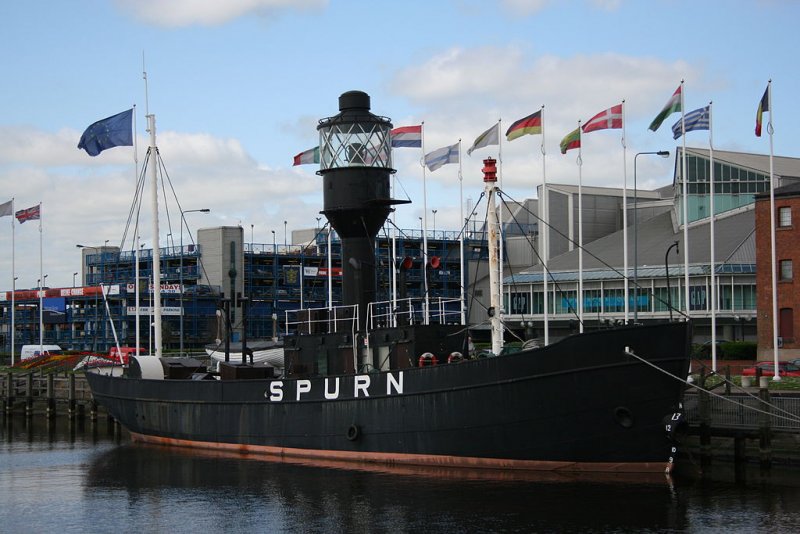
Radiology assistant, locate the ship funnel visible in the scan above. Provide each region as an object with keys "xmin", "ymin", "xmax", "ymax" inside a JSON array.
[{"xmin": 318, "ymin": 91, "xmax": 407, "ymax": 331}]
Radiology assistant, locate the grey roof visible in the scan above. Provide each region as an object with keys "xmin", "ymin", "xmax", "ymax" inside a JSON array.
[{"xmin": 516, "ymin": 205, "xmax": 755, "ymax": 275}]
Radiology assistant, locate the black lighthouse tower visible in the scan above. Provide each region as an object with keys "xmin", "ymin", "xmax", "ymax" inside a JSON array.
[
  {"xmin": 284, "ymin": 91, "xmax": 466, "ymax": 377},
  {"xmin": 317, "ymin": 90, "xmax": 403, "ymax": 332}
]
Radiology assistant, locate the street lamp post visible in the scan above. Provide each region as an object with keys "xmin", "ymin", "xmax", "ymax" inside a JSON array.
[
  {"xmin": 284, "ymin": 221, "xmax": 288, "ymax": 247},
  {"xmin": 665, "ymin": 240, "xmax": 680, "ymax": 322},
  {"xmin": 633, "ymin": 150, "xmax": 669, "ymax": 323},
  {"xmin": 73, "ymin": 272, "xmax": 78, "ymax": 287},
  {"xmin": 432, "ymin": 209, "xmax": 437, "ymax": 238},
  {"xmin": 180, "ymin": 208, "xmax": 210, "ymax": 356}
]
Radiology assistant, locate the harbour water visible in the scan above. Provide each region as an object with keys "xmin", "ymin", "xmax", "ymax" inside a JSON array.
[{"xmin": 2, "ymin": 418, "xmax": 800, "ymax": 533}]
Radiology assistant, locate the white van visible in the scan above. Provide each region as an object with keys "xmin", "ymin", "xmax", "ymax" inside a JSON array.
[{"xmin": 20, "ymin": 344, "xmax": 62, "ymax": 360}]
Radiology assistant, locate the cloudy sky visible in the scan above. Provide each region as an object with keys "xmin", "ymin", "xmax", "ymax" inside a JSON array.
[{"xmin": 1, "ymin": 0, "xmax": 796, "ymax": 289}]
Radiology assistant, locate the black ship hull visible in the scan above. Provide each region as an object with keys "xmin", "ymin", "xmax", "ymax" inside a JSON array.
[{"xmin": 86, "ymin": 322, "xmax": 691, "ymax": 473}]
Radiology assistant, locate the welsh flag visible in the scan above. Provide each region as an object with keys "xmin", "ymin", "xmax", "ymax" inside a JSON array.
[
  {"xmin": 648, "ymin": 85, "xmax": 682, "ymax": 132},
  {"xmin": 293, "ymin": 146, "xmax": 320, "ymax": 166}
]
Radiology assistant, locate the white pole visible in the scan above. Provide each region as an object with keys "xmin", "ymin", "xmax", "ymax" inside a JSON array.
[
  {"xmin": 458, "ymin": 138, "xmax": 466, "ymax": 325},
  {"xmin": 391, "ymin": 172, "xmax": 397, "ymax": 327},
  {"xmin": 11, "ymin": 198, "xmax": 15, "ymax": 365},
  {"xmin": 681, "ymin": 81, "xmax": 690, "ymax": 318},
  {"xmin": 622, "ymin": 102, "xmax": 630, "ymax": 324},
  {"xmin": 497, "ymin": 119, "xmax": 504, "ymax": 326},
  {"xmin": 767, "ymin": 80, "xmax": 780, "ymax": 380},
  {"xmin": 709, "ymin": 102, "xmax": 717, "ymax": 372},
  {"xmin": 420, "ymin": 122, "xmax": 430, "ymax": 324},
  {"xmin": 486, "ymin": 165, "xmax": 503, "ymax": 356},
  {"xmin": 147, "ymin": 114, "xmax": 163, "ymax": 358},
  {"xmin": 39, "ymin": 202, "xmax": 43, "ymax": 355},
  {"xmin": 577, "ymin": 122, "xmax": 584, "ymax": 332},
  {"xmin": 541, "ymin": 106, "xmax": 549, "ymax": 346},
  {"xmin": 327, "ymin": 228, "xmax": 332, "ymax": 311},
  {"xmin": 133, "ymin": 104, "xmax": 141, "ymax": 358}
]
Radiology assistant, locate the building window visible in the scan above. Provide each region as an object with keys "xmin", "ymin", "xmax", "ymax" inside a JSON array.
[
  {"xmin": 780, "ymin": 259, "xmax": 793, "ymax": 281},
  {"xmin": 779, "ymin": 206, "xmax": 792, "ymax": 227},
  {"xmin": 779, "ymin": 308, "xmax": 794, "ymax": 340}
]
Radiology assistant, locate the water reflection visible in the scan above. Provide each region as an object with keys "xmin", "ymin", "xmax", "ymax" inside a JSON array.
[
  {"xmin": 3, "ymin": 418, "xmax": 800, "ymax": 533},
  {"xmin": 84, "ymin": 443, "xmax": 687, "ymax": 533}
]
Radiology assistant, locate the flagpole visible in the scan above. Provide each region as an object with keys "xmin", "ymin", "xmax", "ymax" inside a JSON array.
[
  {"xmin": 133, "ymin": 104, "xmax": 141, "ymax": 357},
  {"xmin": 709, "ymin": 102, "xmax": 717, "ymax": 372},
  {"xmin": 541, "ymin": 105, "xmax": 549, "ymax": 346},
  {"xmin": 680, "ymin": 80, "xmax": 690, "ymax": 319},
  {"xmin": 767, "ymin": 80, "xmax": 780, "ymax": 380},
  {"xmin": 39, "ymin": 202, "xmax": 43, "ymax": 355},
  {"xmin": 577, "ymin": 121, "xmax": 584, "ymax": 332},
  {"xmin": 622, "ymin": 101, "xmax": 629, "ymax": 324},
  {"xmin": 421, "ymin": 121, "xmax": 429, "ymax": 325},
  {"xmin": 11, "ymin": 198, "xmax": 15, "ymax": 365},
  {"xmin": 391, "ymin": 171, "xmax": 397, "ymax": 327},
  {"xmin": 458, "ymin": 138, "xmax": 466, "ymax": 325},
  {"xmin": 497, "ymin": 119, "xmax": 505, "ymax": 331}
]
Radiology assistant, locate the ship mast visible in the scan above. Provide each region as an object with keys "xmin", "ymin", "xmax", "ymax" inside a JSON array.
[
  {"xmin": 146, "ymin": 114, "xmax": 163, "ymax": 357},
  {"xmin": 483, "ymin": 158, "xmax": 504, "ymax": 356}
]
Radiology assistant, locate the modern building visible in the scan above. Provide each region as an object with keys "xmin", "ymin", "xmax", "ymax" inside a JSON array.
[
  {"xmin": 500, "ymin": 147, "xmax": 800, "ymax": 349},
  {"xmin": 0, "ymin": 225, "xmax": 473, "ymax": 356}
]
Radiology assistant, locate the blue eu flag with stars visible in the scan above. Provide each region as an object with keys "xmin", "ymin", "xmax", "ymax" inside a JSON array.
[{"xmin": 78, "ymin": 108, "xmax": 133, "ymax": 156}]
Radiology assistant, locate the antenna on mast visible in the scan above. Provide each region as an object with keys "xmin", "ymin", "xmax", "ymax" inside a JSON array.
[{"xmin": 142, "ymin": 51, "xmax": 150, "ymax": 118}]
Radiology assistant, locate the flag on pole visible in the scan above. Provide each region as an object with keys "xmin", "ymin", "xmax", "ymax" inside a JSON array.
[
  {"xmin": 506, "ymin": 111, "xmax": 542, "ymax": 141},
  {"xmin": 15, "ymin": 205, "xmax": 40, "ymax": 224},
  {"xmin": 78, "ymin": 109, "xmax": 134, "ymax": 156},
  {"xmin": 560, "ymin": 127, "xmax": 581, "ymax": 154},
  {"xmin": 292, "ymin": 146, "xmax": 320, "ymax": 166},
  {"xmin": 424, "ymin": 143, "xmax": 459, "ymax": 172},
  {"xmin": 755, "ymin": 85, "xmax": 769, "ymax": 137},
  {"xmin": 582, "ymin": 104, "xmax": 622, "ymax": 133},
  {"xmin": 0, "ymin": 200, "xmax": 12, "ymax": 218},
  {"xmin": 671, "ymin": 105, "xmax": 710, "ymax": 139},
  {"xmin": 390, "ymin": 125, "xmax": 422, "ymax": 148},
  {"xmin": 648, "ymin": 85, "xmax": 682, "ymax": 132},
  {"xmin": 467, "ymin": 123, "xmax": 499, "ymax": 155}
]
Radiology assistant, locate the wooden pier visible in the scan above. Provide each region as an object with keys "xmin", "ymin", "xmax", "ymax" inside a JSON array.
[
  {"xmin": 1, "ymin": 371, "xmax": 105, "ymax": 421},
  {"xmin": 683, "ymin": 370, "xmax": 800, "ymax": 468}
]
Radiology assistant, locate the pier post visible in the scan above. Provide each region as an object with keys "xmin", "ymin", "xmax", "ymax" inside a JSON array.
[
  {"xmin": 68, "ymin": 374, "xmax": 76, "ymax": 420},
  {"xmin": 758, "ymin": 385, "xmax": 772, "ymax": 470},
  {"xmin": 5, "ymin": 372, "xmax": 14, "ymax": 415},
  {"xmin": 46, "ymin": 373, "xmax": 55, "ymax": 419},
  {"xmin": 25, "ymin": 372, "xmax": 34, "ymax": 417}
]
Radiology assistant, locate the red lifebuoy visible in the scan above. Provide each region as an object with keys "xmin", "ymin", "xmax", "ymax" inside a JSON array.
[
  {"xmin": 418, "ymin": 352, "xmax": 438, "ymax": 367},
  {"xmin": 447, "ymin": 352, "xmax": 464, "ymax": 363}
]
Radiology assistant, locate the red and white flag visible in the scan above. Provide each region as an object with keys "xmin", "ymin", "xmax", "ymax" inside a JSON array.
[
  {"xmin": 582, "ymin": 104, "xmax": 623, "ymax": 133},
  {"xmin": 15, "ymin": 204, "xmax": 40, "ymax": 224}
]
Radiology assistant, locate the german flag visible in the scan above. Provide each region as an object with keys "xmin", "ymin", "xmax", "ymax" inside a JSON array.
[
  {"xmin": 755, "ymin": 85, "xmax": 769, "ymax": 137},
  {"xmin": 506, "ymin": 110, "xmax": 542, "ymax": 141}
]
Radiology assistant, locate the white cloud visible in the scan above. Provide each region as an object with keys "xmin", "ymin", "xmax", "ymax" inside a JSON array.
[
  {"xmin": 500, "ymin": 0, "xmax": 552, "ymax": 16},
  {"xmin": 0, "ymin": 125, "xmax": 320, "ymax": 288},
  {"xmin": 385, "ymin": 45, "xmax": 697, "ymax": 233},
  {"xmin": 115, "ymin": 0, "xmax": 327, "ymax": 27}
]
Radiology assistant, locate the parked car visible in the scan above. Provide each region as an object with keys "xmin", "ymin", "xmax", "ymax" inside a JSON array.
[
  {"xmin": 742, "ymin": 361, "xmax": 800, "ymax": 377},
  {"xmin": 791, "ymin": 358, "xmax": 800, "ymax": 368}
]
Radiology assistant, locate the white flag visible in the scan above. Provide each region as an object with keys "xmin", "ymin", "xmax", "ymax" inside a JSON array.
[
  {"xmin": 467, "ymin": 123, "xmax": 499, "ymax": 156},
  {"xmin": 0, "ymin": 200, "xmax": 12, "ymax": 218}
]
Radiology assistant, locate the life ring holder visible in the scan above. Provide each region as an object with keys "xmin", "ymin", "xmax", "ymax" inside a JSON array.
[{"xmin": 346, "ymin": 424, "xmax": 360, "ymax": 441}]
